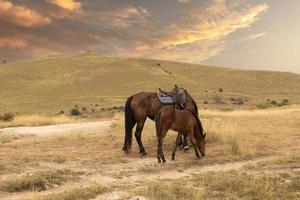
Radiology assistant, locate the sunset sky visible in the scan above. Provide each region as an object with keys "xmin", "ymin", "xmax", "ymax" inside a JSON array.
[{"xmin": 0, "ymin": 0, "xmax": 299, "ymax": 73}]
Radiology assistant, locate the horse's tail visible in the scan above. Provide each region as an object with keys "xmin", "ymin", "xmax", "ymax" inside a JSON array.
[{"xmin": 122, "ymin": 96, "xmax": 136, "ymax": 153}]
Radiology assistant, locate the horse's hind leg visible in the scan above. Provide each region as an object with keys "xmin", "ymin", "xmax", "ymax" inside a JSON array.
[
  {"xmin": 135, "ymin": 120, "xmax": 147, "ymax": 156},
  {"xmin": 172, "ymin": 133, "xmax": 181, "ymax": 160},
  {"xmin": 183, "ymin": 135, "xmax": 190, "ymax": 152}
]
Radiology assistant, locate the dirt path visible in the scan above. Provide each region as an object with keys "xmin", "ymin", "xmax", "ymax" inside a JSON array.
[{"xmin": 0, "ymin": 121, "xmax": 113, "ymax": 137}]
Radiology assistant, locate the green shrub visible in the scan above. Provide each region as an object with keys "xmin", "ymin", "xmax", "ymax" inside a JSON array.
[
  {"xmin": 256, "ymin": 104, "xmax": 271, "ymax": 109},
  {"xmin": 270, "ymin": 100, "xmax": 277, "ymax": 106},
  {"xmin": 70, "ymin": 108, "xmax": 81, "ymax": 116}
]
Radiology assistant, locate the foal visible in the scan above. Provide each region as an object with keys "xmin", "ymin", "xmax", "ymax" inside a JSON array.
[{"xmin": 155, "ymin": 106, "xmax": 206, "ymax": 163}]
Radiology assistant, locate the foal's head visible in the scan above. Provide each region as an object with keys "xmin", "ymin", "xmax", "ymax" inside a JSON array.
[{"xmin": 196, "ymin": 133, "xmax": 206, "ymax": 157}]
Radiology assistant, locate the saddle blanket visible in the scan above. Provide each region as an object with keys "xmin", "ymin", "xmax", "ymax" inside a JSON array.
[
  {"xmin": 156, "ymin": 89, "xmax": 187, "ymax": 105},
  {"xmin": 156, "ymin": 93, "xmax": 174, "ymax": 104}
]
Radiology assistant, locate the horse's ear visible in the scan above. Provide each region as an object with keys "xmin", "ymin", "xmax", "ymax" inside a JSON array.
[{"xmin": 203, "ymin": 133, "xmax": 206, "ymax": 138}]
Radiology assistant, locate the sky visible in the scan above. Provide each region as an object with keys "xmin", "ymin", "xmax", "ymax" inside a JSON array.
[{"xmin": 0, "ymin": 0, "xmax": 299, "ymax": 73}]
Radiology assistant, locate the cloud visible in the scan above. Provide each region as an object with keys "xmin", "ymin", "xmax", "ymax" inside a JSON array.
[
  {"xmin": 177, "ymin": 0, "xmax": 191, "ymax": 4},
  {"xmin": 95, "ymin": 6, "xmax": 149, "ymax": 28},
  {"xmin": 119, "ymin": 1, "xmax": 269, "ymax": 63},
  {"xmin": 0, "ymin": 1, "xmax": 51, "ymax": 27},
  {"xmin": 0, "ymin": 37, "xmax": 27, "ymax": 49},
  {"xmin": 48, "ymin": 0, "xmax": 81, "ymax": 11},
  {"xmin": 158, "ymin": 1, "xmax": 268, "ymax": 48},
  {"xmin": 238, "ymin": 32, "xmax": 266, "ymax": 42}
]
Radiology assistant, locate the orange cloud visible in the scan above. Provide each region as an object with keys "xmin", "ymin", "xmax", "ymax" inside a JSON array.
[
  {"xmin": 0, "ymin": 37, "xmax": 27, "ymax": 49},
  {"xmin": 158, "ymin": 2, "xmax": 268, "ymax": 48},
  {"xmin": 0, "ymin": 1, "xmax": 51, "ymax": 27},
  {"xmin": 115, "ymin": 1, "xmax": 268, "ymax": 63},
  {"xmin": 49, "ymin": 0, "xmax": 81, "ymax": 11},
  {"xmin": 97, "ymin": 6, "xmax": 149, "ymax": 27}
]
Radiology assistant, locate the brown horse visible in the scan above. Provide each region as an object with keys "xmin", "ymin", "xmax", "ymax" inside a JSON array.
[
  {"xmin": 155, "ymin": 105, "xmax": 206, "ymax": 163},
  {"xmin": 122, "ymin": 86, "xmax": 199, "ymax": 155}
]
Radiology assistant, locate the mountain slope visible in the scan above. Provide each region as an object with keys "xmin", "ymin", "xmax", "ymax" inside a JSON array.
[{"xmin": 0, "ymin": 53, "xmax": 299, "ymax": 114}]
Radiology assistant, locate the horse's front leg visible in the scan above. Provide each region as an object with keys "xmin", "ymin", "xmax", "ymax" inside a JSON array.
[
  {"xmin": 190, "ymin": 136, "xmax": 200, "ymax": 159},
  {"xmin": 172, "ymin": 133, "xmax": 181, "ymax": 160}
]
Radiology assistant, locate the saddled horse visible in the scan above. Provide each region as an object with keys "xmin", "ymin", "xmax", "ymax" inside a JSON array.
[
  {"xmin": 155, "ymin": 105, "xmax": 206, "ymax": 163},
  {"xmin": 122, "ymin": 85, "xmax": 199, "ymax": 155}
]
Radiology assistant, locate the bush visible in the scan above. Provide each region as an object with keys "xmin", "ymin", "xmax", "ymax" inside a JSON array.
[
  {"xmin": 256, "ymin": 104, "xmax": 271, "ymax": 109},
  {"xmin": 270, "ymin": 100, "xmax": 277, "ymax": 106},
  {"xmin": 203, "ymin": 100, "xmax": 208, "ymax": 104},
  {"xmin": 58, "ymin": 110, "xmax": 64, "ymax": 115},
  {"xmin": 0, "ymin": 113, "xmax": 14, "ymax": 121},
  {"xmin": 281, "ymin": 99, "xmax": 289, "ymax": 106},
  {"xmin": 81, "ymin": 107, "xmax": 86, "ymax": 111},
  {"xmin": 70, "ymin": 108, "xmax": 81, "ymax": 116},
  {"xmin": 219, "ymin": 88, "xmax": 223, "ymax": 92}
]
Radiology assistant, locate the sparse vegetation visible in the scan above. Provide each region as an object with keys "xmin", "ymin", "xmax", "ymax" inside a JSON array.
[
  {"xmin": 139, "ymin": 182, "xmax": 201, "ymax": 200},
  {"xmin": 36, "ymin": 185, "xmax": 107, "ymax": 200},
  {"xmin": 213, "ymin": 95, "xmax": 223, "ymax": 104},
  {"xmin": 53, "ymin": 156, "xmax": 66, "ymax": 164},
  {"xmin": 0, "ymin": 169, "xmax": 78, "ymax": 192},
  {"xmin": 231, "ymin": 97, "xmax": 244, "ymax": 105}
]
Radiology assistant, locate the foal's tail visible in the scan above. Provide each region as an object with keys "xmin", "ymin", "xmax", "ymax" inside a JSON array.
[{"xmin": 122, "ymin": 96, "xmax": 136, "ymax": 153}]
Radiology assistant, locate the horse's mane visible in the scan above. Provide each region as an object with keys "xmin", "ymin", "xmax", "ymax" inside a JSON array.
[{"xmin": 190, "ymin": 110, "xmax": 204, "ymax": 139}]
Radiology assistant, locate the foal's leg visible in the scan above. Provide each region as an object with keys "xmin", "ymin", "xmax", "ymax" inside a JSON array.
[
  {"xmin": 189, "ymin": 136, "xmax": 200, "ymax": 159},
  {"xmin": 134, "ymin": 119, "xmax": 147, "ymax": 156},
  {"xmin": 172, "ymin": 133, "xmax": 181, "ymax": 160}
]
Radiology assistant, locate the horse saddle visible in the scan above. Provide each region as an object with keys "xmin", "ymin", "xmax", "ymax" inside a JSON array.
[{"xmin": 156, "ymin": 87, "xmax": 187, "ymax": 108}]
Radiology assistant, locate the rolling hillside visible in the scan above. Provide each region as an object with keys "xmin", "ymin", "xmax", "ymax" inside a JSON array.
[{"xmin": 0, "ymin": 53, "xmax": 299, "ymax": 114}]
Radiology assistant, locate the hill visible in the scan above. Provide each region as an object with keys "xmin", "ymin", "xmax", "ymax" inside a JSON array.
[{"xmin": 0, "ymin": 53, "xmax": 299, "ymax": 114}]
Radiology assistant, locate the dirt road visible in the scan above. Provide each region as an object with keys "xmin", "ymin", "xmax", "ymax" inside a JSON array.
[{"xmin": 0, "ymin": 121, "xmax": 113, "ymax": 137}]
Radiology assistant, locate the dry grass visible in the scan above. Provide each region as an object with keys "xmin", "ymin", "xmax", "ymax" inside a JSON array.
[
  {"xmin": 0, "ymin": 169, "xmax": 79, "ymax": 192},
  {"xmin": 138, "ymin": 171, "xmax": 299, "ymax": 200},
  {"xmin": 0, "ymin": 114, "xmax": 77, "ymax": 128},
  {"xmin": 0, "ymin": 107, "xmax": 299, "ymax": 199},
  {"xmin": 202, "ymin": 106, "xmax": 300, "ymax": 159},
  {"xmin": 29, "ymin": 184, "xmax": 108, "ymax": 200}
]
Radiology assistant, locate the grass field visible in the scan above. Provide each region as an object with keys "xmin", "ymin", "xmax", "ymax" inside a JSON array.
[
  {"xmin": 0, "ymin": 106, "xmax": 299, "ymax": 199},
  {"xmin": 0, "ymin": 53, "xmax": 299, "ymax": 115}
]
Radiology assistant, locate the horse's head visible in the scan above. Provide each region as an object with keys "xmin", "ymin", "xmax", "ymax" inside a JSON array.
[{"xmin": 197, "ymin": 133, "xmax": 206, "ymax": 157}]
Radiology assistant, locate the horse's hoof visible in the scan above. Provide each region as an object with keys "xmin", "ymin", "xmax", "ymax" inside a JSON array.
[
  {"xmin": 162, "ymin": 159, "xmax": 167, "ymax": 163},
  {"xmin": 158, "ymin": 159, "xmax": 161, "ymax": 163},
  {"xmin": 139, "ymin": 151, "xmax": 148, "ymax": 157},
  {"xmin": 183, "ymin": 146, "xmax": 190, "ymax": 152},
  {"xmin": 171, "ymin": 157, "xmax": 175, "ymax": 161}
]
